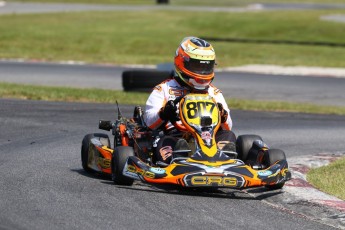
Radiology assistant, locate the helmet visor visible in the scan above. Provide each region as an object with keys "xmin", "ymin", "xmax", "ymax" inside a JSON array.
[{"xmin": 184, "ymin": 58, "xmax": 215, "ymax": 76}]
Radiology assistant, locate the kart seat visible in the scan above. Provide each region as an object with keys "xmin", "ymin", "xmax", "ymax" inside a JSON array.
[
  {"xmin": 221, "ymin": 142, "xmax": 238, "ymax": 159},
  {"xmin": 173, "ymin": 139, "xmax": 191, "ymax": 158}
]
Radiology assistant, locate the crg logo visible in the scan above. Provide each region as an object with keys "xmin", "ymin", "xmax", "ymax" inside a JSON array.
[
  {"xmin": 191, "ymin": 176, "xmax": 238, "ymax": 187},
  {"xmin": 126, "ymin": 165, "xmax": 155, "ymax": 179}
]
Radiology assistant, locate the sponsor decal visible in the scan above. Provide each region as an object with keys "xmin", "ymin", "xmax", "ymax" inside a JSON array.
[
  {"xmin": 281, "ymin": 168, "xmax": 289, "ymax": 177},
  {"xmin": 150, "ymin": 168, "xmax": 166, "ymax": 174},
  {"xmin": 201, "ymin": 131, "xmax": 212, "ymax": 146},
  {"xmin": 123, "ymin": 163, "xmax": 140, "ymax": 180},
  {"xmin": 126, "ymin": 165, "xmax": 155, "ymax": 179},
  {"xmin": 169, "ymin": 88, "xmax": 186, "ymax": 97},
  {"xmin": 184, "ymin": 173, "xmax": 245, "ymax": 187},
  {"xmin": 190, "ymin": 176, "xmax": 238, "ymax": 187},
  {"xmin": 255, "ymin": 140, "xmax": 269, "ymax": 149},
  {"xmin": 159, "ymin": 146, "xmax": 173, "ymax": 161},
  {"xmin": 201, "ymin": 131, "xmax": 211, "ymax": 140},
  {"xmin": 96, "ymin": 157, "xmax": 111, "ymax": 169},
  {"xmin": 257, "ymin": 170, "xmax": 273, "ymax": 177}
]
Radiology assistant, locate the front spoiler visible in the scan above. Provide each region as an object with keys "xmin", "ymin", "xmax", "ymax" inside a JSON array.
[{"xmin": 123, "ymin": 156, "xmax": 291, "ymax": 189}]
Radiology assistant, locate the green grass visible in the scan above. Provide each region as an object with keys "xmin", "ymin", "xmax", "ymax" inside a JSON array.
[
  {"xmin": 8, "ymin": 0, "xmax": 153, "ymax": 4},
  {"xmin": 226, "ymin": 98, "xmax": 345, "ymax": 116},
  {"xmin": 2, "ymin": 82, "xmax": 345, "ymax": 116},
  {"xmin": 307, "ymin": 157, "xmax": 345, "ymax": 200},
  {"xmin": 0, "ymin": 82, "xmax": 150, "ymax": 104},
  {"xmin": 8, "ymin": 0, "xmax": 345, "ymax": 5},
  {"xmin": 0, "ymin": 10, "xmax": 345, "ymax": 67}
]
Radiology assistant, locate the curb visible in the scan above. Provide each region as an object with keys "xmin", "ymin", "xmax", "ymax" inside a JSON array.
[
  {"xmin": 248, "ymin": 152, "xmax": 345, "ymax": 229},
  {"xmin": 272, "ymin": 152, "xmax": 345, "ymax": 229},
  {"xmin": 285, "ymin": 152, "xmax": 345, "ymax": 212},
  {"xmin": 219, "ymin": 65, "xmax": 345, "ymax": 78},
  {"xmin": 321, "ymin": 14, "xmax": 345, "ymax": 24},
  {"xmin": 234, "ymin": 152, "xmax": 345, "ymax": 229}
]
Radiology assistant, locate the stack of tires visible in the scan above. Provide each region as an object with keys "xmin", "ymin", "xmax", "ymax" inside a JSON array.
[
  {"xmin": 122, "ymin": 70, "xmax": 173, "ymax": 91},
  {"xmin": 157, "ymin": 0, "xmax": 169, "ymax": 4}
]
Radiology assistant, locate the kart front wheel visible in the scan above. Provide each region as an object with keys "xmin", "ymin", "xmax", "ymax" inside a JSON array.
[
  {"xmin": 265, "ymin": 149, "xmax": 286, "ymax": 190},
  {"xmin": 81, "ymin": 133, "xmax": 110, "ymax": 173},
  {"xmin": 236, "ymin": 134, "xmax": 263, "ymax": 161},
  {"xmin": 112, "ymin": 146, "xmax": 134, "ymax": 186}
]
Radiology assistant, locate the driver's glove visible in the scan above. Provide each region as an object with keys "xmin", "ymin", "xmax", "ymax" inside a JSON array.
[
  {"xmin": 217, "ymin": 103, "xmax": 228, "ymax": 123},
  {"xmin": 159, "ymin": 100, "xmax": 179, "ymax": 122}
]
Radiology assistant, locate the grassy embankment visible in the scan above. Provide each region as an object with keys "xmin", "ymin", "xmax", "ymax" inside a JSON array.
[
  {"xmin": 0, "ymin": 10, "xmax": 344, "ymax": 67},
  {"xmin": 307, "ymin": 157, "xmax": 345, "ymax": 200}
]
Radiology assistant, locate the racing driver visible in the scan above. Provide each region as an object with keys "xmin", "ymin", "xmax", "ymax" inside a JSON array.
[{"xmin": 144, "ymin": 37, "xmax": 236, "ymax": 165}]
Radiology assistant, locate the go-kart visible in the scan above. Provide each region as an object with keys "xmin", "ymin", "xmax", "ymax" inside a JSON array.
[{"xmin": 81, "ymin": 93, "xmax": 291, "ymax": 190}]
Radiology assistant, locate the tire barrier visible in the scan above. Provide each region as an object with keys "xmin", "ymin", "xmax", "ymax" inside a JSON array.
[{"xmin": 122, "ymin": 70, "xmax": 173, "ymax": 91}]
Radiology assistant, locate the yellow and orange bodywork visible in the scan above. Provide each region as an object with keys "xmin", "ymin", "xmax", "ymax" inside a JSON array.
[
  {"xmin": 87, "ymin": 144, "xmax": 113, "ymax": 175},
  {"xmin": 123, "ymin": 156, "xmax": 290, "ymax": 188},
  {"xmin": 90, "ymin": 93, "xmax": 290, "ymax": 188},
  {"xmin": 120, "ymin": 94, "xmax": 290, "ymax": 188}
]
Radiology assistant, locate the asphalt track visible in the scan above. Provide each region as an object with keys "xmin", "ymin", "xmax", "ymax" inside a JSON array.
[
  {"xmin": 1, "ymin": 61, "xmax": 345, "ymax": 106},
  {"xmin": 1, "ymin": 98, "xmax": 345, "ymax": 230}
]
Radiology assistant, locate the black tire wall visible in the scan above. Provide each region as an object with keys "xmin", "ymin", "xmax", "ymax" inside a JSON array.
[{"xmin": 122, "ymin": 70, "xmax": 172, "ymax": 91}]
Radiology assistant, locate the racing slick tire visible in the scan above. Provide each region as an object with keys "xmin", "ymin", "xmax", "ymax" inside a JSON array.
[
  {"xmin": 236, "ymin": 135, "xmax": 263, "ymax": 161},
  {"xmin": 265, "ymin": 149, "xmax": 287, "ymax": 190},
  {"xmin": 81, "ymin": 133, "xmax": 111, "ymax": 173},
  {"xmin": 122, "ymin": 70, "xmax": 172, "ymax": 91},
  {"xmin": 112, "ymin": 146, "xmax": 135, "ymax": 186}
]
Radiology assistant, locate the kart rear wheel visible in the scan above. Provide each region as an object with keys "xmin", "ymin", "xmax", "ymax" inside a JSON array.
[
  {"xmin": 265, "ymin": 149, "xmax": 286, "ymax": 190},
  {"xmin": 236, "ymin": 135, "xmax": 263, "ymax": 161},
  {"xmin": 81, "ymin": 133, "xmax": 110, "ymax": 173},
  {"xmin": 112, "ymin": 146, "xmax": 135, "ymax": 186}
]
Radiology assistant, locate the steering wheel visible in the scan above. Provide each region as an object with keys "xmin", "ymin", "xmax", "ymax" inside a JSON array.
[{"xmin": 169, "ymin": 96, "xmax": 188, "ymax": 132}]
